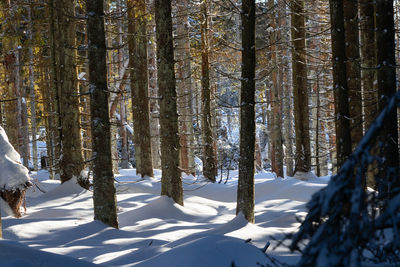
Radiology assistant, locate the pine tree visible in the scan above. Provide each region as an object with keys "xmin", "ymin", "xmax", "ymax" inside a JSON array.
[
  {"xmin": 291, "ymin": 0, "xmax": 311, "ymax": 174},
  {"xmin": 376, "ymin": 0, "xmax": 399, "ymax": 189},
  {"xmin": 344, "ymin": 0, "xmax": 363, "ymax": 150},
  {"xmin": 56, "ymin": 0, "xmax": 84, "ymax": 183},
  {"xmin": 201, "ymin": 0, "xmax": 217, "ymax": 182},
  {"xmin": 329, "ymin": 0, "xmax": 352, "ymax": 169},
  {"xmin": 155, "ymin": 0, "xmax": 183, "ymax": 205},
  {"xmin": 237, "ymin": 0, "xmax": 256, "ymax": 223},
  {"xmin": 87, "ymin": 0, "xmax": 119, "ymax": 228},
  {"xmin": 128, "ymin": 0, "xmax": 154, "ymax": 178}
]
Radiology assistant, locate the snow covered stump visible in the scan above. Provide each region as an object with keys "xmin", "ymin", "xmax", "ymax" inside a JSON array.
[{"xmin": 0, "ymin": 126, "xmax": 32, "ymax": 218}]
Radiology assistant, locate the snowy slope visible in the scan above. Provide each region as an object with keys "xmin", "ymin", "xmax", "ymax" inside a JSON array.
[{"xmin": 1, "ymin": 169, "xmax": 328, "ymax": 266}]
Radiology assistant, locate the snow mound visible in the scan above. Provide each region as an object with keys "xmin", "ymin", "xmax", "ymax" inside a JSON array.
[
  {"xmin": 40, "ymin": 176, "xmax": 86, "ymax": 199},
  {"xmin": 119, "ymin": 196, "xmax": 198, "ymax": 227},
  {"xmin": 0, "ymin": 240, "xmax": 101, "ymax": 267},
  {"xmin": 0, "ymin": 126, "xmax": 30, "ymax": 191},
  {"xmin": 135, "ymin": 234, "xmax": 268, "ymax": 267}
]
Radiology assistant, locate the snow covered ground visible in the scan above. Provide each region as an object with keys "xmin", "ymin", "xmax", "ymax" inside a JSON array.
[{"xmin": 0, "ymin": 169, "xmax": 329, "ymax": 266}]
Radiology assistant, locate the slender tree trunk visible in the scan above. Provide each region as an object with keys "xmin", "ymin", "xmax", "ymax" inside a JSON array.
[
  {"xmin": 28, "ymin": 2, "xmax": 38, "ymax": 171},
  {"xmin": 49, "ymin": 0, "xmax": 61, "ymax": 178},
  {"xmin": 176, "ymin": 0, "xmax": 195, "ymax": 176},
  {"xmin": 201, "ymin": 0, "xmax": 217, "ymax": 182},
  {"xmin": 344, "ymin": 0, "xmax": 363, "ymax": 150},
  {"xmin": 375, "ymin": 0, "xmax": 399, "ymax": 187},
  {"xmin": 269, "ymin": 0, "xmax": 284, "ymax": 178},
  {"xmin": 329, "ymin": 0, "xmax": 352, "ymax": 169},
  {"xmin": 237, "ymin": 0, "xmax": 256, "ymax": 223},
  {"xmin": 155, "ymin": 0, "xmax": 183, "ymax": 205},
  {"xmin": 56, "ymin": 0, "xmax": 84, "ymax": 183},
  {"xmin": 3, "ymin": 47, "xmax": 19, "ymax": 152},
  {"xmin": 148, "ymin": 25, "xmax": 162, "ymax": 169},
  {"xmin": 360, "ymin": 0, "xmax": 377, "ymax": 187},
  {"xmin": 291, "ymin": 0, "xmax": 311, "ymax": 174},
  {"xmin": 128, "ymin": 0, "xmax": 154, "ymax": 178},
  {"xmin": 87, "ymin": 0, "xmax": 119, "ymax": 229},
  {"xmin": 117, "ymin": 0, "xmax": 128, "ymax": 169},
  {"xmin": 15, "ymin": 49, "xmax": 30, "ymax": 168},
  {"xmin": 280, "ymin": 0, "xmax": 294, "ymax": 176},
  {"xmin": 360, "ymin": 0, "xmax": 377, "ymax": 132}
]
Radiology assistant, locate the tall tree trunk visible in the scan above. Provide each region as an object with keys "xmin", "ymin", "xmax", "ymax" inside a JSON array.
[
  {"xmin": 117, "ymin": 0, "xmax": 128, "ymax": 170},
  {"xmin": 375, "ymin": 0, "xmax": 399, "ymax": 188},
  {"xmin": 329, "ymin": 0, "xmax": 352, "ymax": 169},
  {"xmin": 360, "ymin": 0, "xmax": 377, "ymax": 187},
  {"xmin": 128, "ymin": 0, "xmax": 154, "ymax": 177},
  {"xmin": 16, "ymin": 49, "xmax": 30, "ymax": 168},
  {"xmin": 155, "ymin": 0, "xmax": 183, "ymax": 205},
  {"xmin": 344, "ymin": 0, "xmax": 363, "ymax": 150},
  {"xmin": 360, "ymin": 0, "xmax": 377, "ymax": 131},
  {"xmin": 28, "ymin": 2, "xmax": 38, "ymax": 171},
  {"xmin": 237, "ymin": 0, "xmax": 255, "ymax": 223},
  {"xmin": 280, "ymin": 0, "xmax": 294, "ymax": 176},
  {"xmin": 269, "ymin": 0, "xmax": 284, "ymax": 178},
  {"xmin": 200, "ymin": 0, "xmax": 217, "ymax": 182},
  {"xmin": 56, "ymin": 0, "xmax": 84, "ymax": 183},
  {"xmin": 87, "ymin": 0, "xmax": 119, "ymax": 229},
  {"xmin": 291, "ymin": 0, "xmax": 311, "ymax": 174},
  {"xmin": 148, "ymin": 33, "xmax": 162, "ymax": 169},
  {"xmin": 49, "ymin": 0, "xmax": 61, "ymax": 178},
  {"xmin": 176, "ymin": 0, "xmax": 195, "ymax": 176}
]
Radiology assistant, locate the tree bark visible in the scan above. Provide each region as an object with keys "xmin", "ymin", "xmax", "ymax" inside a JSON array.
[
  {"xmin": 148, "ymin": 23, "xmax": 162, "ymax": 169},
  {"xmin": 200, "ymin": 0, "xmax": 217, "ymax": 182},
  {"xmin": 291, "ymin": 0, "xmax": 311, "ymax": 174},
  {"xmin": 237, "ymin": 0, "xmax": 256, "ymax": 223},
  {"xmin": 87, "ymin": 0, "xmax": 119, "ymax": 228},
  {"xmin": 269, "ymin": 0, "xmax": 284, "ymax": 178},
  {"xmin": 28, "ymin": 2, "xmax": 38, "ymax": 171},
  {"xmin": 329, "ymin": 0, "xmax": 352, "ymax": 169},
  {"xmin": 128, "ymin": 0, "xmax": 154, "ymax": 177},
  {"xmin": 176, "ymin": 0, "xmax": 195, "ymax": 176},
  {"xmin": 375, "ymin": 0, "xmax": 399, "ymax": 186},
  {"xmin": 360, "ymin": 0, "xmax": 377, "ymax": 132},
  {"xmin": 344, "ymin": 0, "xmax": 363, "ymax": 150},
  {"xmin": 155, "ymin": 0, "xmax": 183, "ymax": 205},
  {"xmin": 56, "ymin": 0, "xmax": 84, "ymax": 183},
  {"xmin": 360, "ymin": 0, "xmax": 377, "ymax": 187}
]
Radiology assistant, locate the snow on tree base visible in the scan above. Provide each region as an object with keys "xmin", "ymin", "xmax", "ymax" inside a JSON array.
[{"xmin": 0, "ymin": 126, "xmax": 31, "ymax": 217}]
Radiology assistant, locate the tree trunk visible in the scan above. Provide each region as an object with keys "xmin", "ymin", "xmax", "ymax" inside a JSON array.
[
  {"xmin": 329, "ymin": 0, "xmax": 352, "ymax": 169},
  {"xmin": 376, "ymin": 0, "xmax": 399, "ymax": 187},
  {"xmin": 148, "ymin": 25, "xmax": 162, "ymax": 169},
  {"xmin": 237, "ymin": 0, "xmax": 256, "ymax": 223},
  {"xmin": 87, "ymin": 0, "xmax": 119, "ymax": 229},
  {"xmin": 176, "ymin": 0, "xmax": 195, "ymax": 176},
  {"xmin": 344, "ymin": 0, "xmax": 363, "ymax": 150},
  {"xmin": 56, "ymin": 0, "xmax": 84, "ymax": 183},
  {"xmin": 201, "ymin": 0, "xmax": 217, "ymax": 182},
  {"xmin": 49, "ymin": 0, "xmax": 61, "ymax": 178},
  {"xmin": 28, "ymin": 2, "xmax": 38, "ymax": 171},
  {"xmin": 269, "ymin": 0, "xmax": 284, "ymax": 178},
  {"xmin": 291, "ymin": 0, "xmax": 311, "ymax": 174},
  {"xmin": 155, "ymin": 0, "xmax": 183, "ymax": 205},
  {"xmin": 128, "ymin": 0, "xmax": 154, "ymax": 178},
  {"xmin": 360, "ymin": 0, "xmax": 377, "ymax": 187},
  {"xmin": 16, "ymin": 49, "xmax": 30, "ymax": 169}
]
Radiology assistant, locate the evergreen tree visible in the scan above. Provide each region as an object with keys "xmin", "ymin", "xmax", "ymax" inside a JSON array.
[
  {"xmin": 87, "ymin": 0, "xmax": 119, "ymax": 228},
  {"xmin": 237, "ymin": 0, "xmax": 256, "ymax": 223},
  {"xmin": 155, "ymin": 0, "xmax": 183, "ymax": 205}
]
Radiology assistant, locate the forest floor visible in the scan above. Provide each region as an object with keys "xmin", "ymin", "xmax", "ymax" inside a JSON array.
[{"xmin": 0, "ymin": 169, "xmax": 329, "ymax": 266}]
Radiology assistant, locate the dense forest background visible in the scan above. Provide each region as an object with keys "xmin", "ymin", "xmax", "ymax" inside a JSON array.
[{"xmin": 0, "ymin": 0, "xmax": 400, "ymax": 265}]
